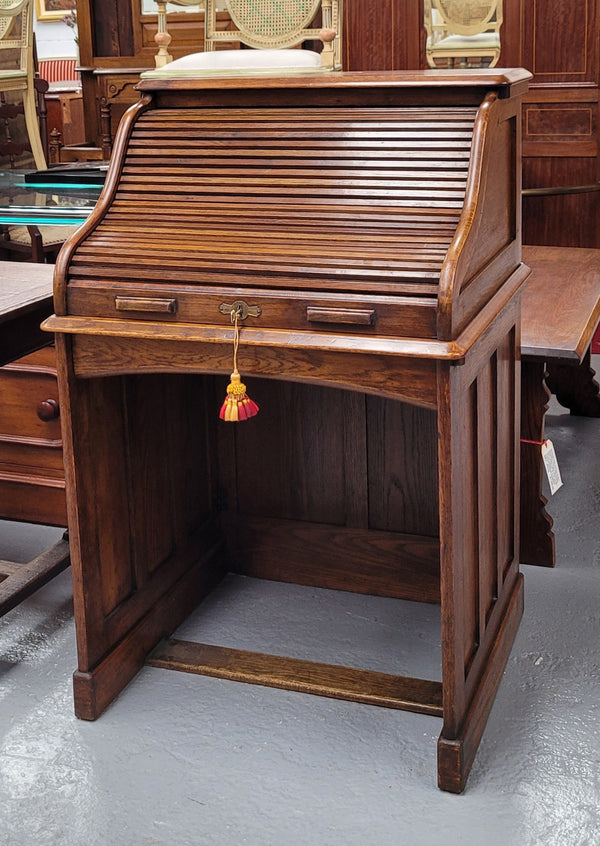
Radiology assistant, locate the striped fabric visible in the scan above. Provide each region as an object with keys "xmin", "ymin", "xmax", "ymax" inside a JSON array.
[{"xmin": 38, "ymin": 58, "xmax": 78, "ymax": 84}]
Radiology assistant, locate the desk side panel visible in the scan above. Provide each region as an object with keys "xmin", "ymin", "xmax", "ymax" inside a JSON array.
[{"xmin": 436, "ymin": 294, "xmax": 522, "ymax": 792}]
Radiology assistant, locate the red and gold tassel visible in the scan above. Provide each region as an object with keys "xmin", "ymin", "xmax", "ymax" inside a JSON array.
[
  {"xmin": 219, "ymin": 311, "xmax": 258, "ymax": 422},
  {"xmin": 219, "ymin": 370, "xmax": 259, "ymax": 421}
]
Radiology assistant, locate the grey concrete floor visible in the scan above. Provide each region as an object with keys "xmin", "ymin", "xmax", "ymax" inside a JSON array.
[{"xmin": 1, "ymin": 375, "xmax": 599, "ymax": 846}]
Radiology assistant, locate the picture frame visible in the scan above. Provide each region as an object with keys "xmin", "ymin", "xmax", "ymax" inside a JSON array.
[{"xmin": 35, "ymin": 0, "xmax": 77, "ymax": 22}]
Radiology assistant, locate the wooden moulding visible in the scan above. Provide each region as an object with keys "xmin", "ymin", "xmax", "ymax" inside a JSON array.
[{"xmin": 147, "ymin": 639, "xmax": 444, "ymax": 717}]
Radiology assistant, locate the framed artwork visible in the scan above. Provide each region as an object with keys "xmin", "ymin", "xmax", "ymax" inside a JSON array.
[{"xmin": 35, "ymin": 0, "xmax": 77, "ymax": 22}]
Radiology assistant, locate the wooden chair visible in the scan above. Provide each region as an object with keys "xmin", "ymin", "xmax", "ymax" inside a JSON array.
[
  {"xmin": 0, "ymin": 0, "xmax": 46, "ymax": 169},
  {"xmin": 153, "ymin": 0, "xmax": 204, "ymax": 68},
  {"xmin": 0, "ymin": 223, "xmax": 77, "ymax": 262},
  {"xmin": 424, "ymin": 0, "xmax": 502, "ymax": 69},
  {"xmin": 149, "ymin": 0, "xmax": 341, "ymax": 75}
]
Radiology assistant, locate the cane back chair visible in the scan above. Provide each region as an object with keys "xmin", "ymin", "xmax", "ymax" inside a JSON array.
[
  {"xmin": 425, "ymin": 0, "xmax": 503, "ymax": 69},
  {"xmin": 0, "ymin": 0, "xmax": 46, "ymax": 169},
  {"xmin": 149, "ymin": 0, "xmax": 341, "ymax": 77}
]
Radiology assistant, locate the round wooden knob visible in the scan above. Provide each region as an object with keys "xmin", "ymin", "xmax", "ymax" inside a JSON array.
[
  {"xmin": 319, "ymin": 28, "xmax": 337, "ymax": 43},
  {"xmin": 37, "ymin": 399, "xmax": 60, "ymax": 421}
]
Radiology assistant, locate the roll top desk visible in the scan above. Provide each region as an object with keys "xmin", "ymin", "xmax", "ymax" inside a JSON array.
[{"xmin": 44, "ymin": 69, "xmax": 531, "ymax": 792}]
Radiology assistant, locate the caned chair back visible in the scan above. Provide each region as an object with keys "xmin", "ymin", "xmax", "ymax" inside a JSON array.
[
  {"xmin": 217, "ymin": 0, "xmax": 322, "ymax": 49},
  {"xmin": 204, "ymin": 0, "xmax": 342, "ymax": 69},
  {"xmin": 0, "ymin": 0, "xmax": 31, "ymax": 66},
  {"xmin": 425, "ymin": 0, "xmax": 502, "ymax": 69},
  {"xmin": 0, "ymin": 0, "xmax": 46, "ymax": 169},
  {"xmin": 432, "ymin": 0, "xmax": 502, "ymax": 37}
]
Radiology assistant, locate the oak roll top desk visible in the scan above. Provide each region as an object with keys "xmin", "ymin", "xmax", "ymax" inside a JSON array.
[{"xmin": 44, "ymin": 69, "xmax": 532, "ymax": 793}]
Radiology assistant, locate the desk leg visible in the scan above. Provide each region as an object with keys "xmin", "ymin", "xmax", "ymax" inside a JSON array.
[
  {"xmin": 437, "ymin": 318, "xmax": 523, "ymax": 792},
  {"xmin": 546, "ymin": 348, "xmax": 600, "ymax": 417},
  {"xmin": 520, "ymin": 359, "xmax": 555, "ymax": 567}
]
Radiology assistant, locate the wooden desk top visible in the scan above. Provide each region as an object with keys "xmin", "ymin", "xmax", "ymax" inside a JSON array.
[
  {"xmin": 521, "ymin": 245, "xmax": 600, "ymax": 362},
  {"xmin": 0, "ymin": 261, "xmax": 54, "ymax": 366},
  {"xmin": 0, "ymin": 261, "xmax": 54, "ymax": 324}
]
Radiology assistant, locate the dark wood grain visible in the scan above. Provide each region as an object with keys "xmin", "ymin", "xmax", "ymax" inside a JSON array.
[
  {"xmin": 0, "ymin": 347, "xmax": 66, "ymax": 527},
  {"xmin": 520, "ymin": 359, "xmax": 555, "ymax": 567}
]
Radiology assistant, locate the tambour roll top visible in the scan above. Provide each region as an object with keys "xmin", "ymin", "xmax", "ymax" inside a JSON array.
[{"xmin": 52, "ymin": 70, "xmax": 531, "ymax": 350}]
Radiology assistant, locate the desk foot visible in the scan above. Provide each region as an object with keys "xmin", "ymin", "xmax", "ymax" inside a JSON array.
[
  {"xmin": 73, "ymin": 543, "xmax": 226, "ymax": 720},
  {"xmin": 546, "ymin": 348, "xmax": 600, "ymax": 417},
  {"xmin": 437, "ymin": 574, "xmax": 524, "ymax": 793}
]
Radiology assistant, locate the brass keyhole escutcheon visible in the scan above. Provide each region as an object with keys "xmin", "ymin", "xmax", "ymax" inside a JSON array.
[{"xmin": 219, "ymin": 300, "xmax": 262, "ymax": 323}]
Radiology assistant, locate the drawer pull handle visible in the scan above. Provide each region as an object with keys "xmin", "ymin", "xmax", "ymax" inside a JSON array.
[
  {"xmin": 37, "ymin": 399, "xmax": 60, "ymax": 421},
  {"xmin": 306, "ymin": 307, "xmax": 376, "ymax": 326},
  {"xmin": 115, "ymin": 296, "xmax": 177, "ymax": 314}
]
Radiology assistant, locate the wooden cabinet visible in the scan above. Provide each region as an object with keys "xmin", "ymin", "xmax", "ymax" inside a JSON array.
[
  {"xmin": 45, "ymin": 90, "xmax": 85, "ymax": 148},
  {"xmin": 0, "ymin": 346, "xmax": 67, "ymax": 527},
  {"xmin": 74, "ymin": 0, "xmax": 231, "ymax": 153},
  {"xmin": 502, "ymin": 0, "xmax": 600, "ymax": 247},
  {"xmin": 46, "ymin": 70, "xmax": 528, "ymax": 793}
]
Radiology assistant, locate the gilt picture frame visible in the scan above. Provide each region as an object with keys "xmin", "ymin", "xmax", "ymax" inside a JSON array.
[{"xmin": 35, "ymin": 0, "xmax": 77, "ymax": 22}]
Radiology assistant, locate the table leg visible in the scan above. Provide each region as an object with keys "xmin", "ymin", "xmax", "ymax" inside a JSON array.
[
  {"xmin": 520, "ymin": 359, "xmax": 555, "ymax": 567},
  {"xmin": 546, "ymin": 347, "xmax": 600, "ymax": 417}
]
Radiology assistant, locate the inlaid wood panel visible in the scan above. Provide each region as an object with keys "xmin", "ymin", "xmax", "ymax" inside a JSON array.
[{"xmin": 520, "ymin": 0, "xmax": 598, "ymax": 84}]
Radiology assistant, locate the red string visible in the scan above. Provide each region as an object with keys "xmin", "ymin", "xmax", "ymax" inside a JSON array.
[{"xmin": 520, "ymin": 438, "xmax": 547, "ymax": 446}]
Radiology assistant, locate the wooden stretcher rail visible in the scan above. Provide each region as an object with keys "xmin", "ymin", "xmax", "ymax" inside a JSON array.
[{"xmin": 147, "ymin": 639, "xmax": 445, "ymax": 716}]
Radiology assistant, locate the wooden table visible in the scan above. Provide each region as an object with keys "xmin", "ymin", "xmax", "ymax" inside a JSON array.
[
  {"xmin": 0, "ymin": 260, "xmax": 70, "ymax": 616},
  {"xmin": 520, "ymin": 245, "xmax": 600, "ymax": 567},
  {"xmin": 0, "ymin": 262, "xmax": 56, "ymax": 367}
]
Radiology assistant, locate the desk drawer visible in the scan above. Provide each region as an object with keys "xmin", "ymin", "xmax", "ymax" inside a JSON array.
[{"xmin": 66, "ymin": 281, "xmax": 438, "ymax": 340}]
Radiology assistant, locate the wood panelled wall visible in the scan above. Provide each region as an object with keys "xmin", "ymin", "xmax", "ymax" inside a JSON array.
[
  {"xmin": 503, "ymin": 0, "xmax": 600, "ymax": 247},
  {"xmin": 75, "ymin": 0, "xmax": 600, "ymax": 247},
  {"xmin": 342, "ymin": 1, "xmax": 424, "ymax": 71}
]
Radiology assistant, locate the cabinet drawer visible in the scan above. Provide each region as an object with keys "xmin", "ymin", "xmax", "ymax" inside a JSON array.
[
  {"xmin": 0, "ymin": 345, "xmax": 66, "ymax": 526},
  {"xmin": 0, "ymin": 347, "xmax": 61, "ymax": 443}
]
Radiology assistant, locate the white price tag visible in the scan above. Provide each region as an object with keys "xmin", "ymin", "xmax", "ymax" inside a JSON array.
[{"xmin": 541, "ymin": 439, "xmax": 563, "ymax": 495}]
